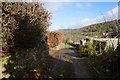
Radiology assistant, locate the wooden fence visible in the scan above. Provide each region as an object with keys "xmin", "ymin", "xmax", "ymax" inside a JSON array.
[{"xmin": 89, "ymin": 37, "xmax": 119, "ymax": 50}]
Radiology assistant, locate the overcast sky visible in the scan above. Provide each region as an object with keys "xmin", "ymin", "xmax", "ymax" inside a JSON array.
[{"xmin": 43, "ymin": 2, "xmax": 118, "ymax": 31}]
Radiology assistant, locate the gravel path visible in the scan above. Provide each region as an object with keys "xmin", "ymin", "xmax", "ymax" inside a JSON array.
[{"xmin": 49, "ymin": 48, "xmax": 93, "ymax": 78}]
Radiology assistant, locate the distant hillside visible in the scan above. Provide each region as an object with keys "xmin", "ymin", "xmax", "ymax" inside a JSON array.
[{"xmin": 60, "ymin": 20, "xmax": 120, "ymax": 41}]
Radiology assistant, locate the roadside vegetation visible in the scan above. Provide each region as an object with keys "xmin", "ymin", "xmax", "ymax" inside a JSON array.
[
  {"xmin": 62, "ymin": 43, "xmax": 74, "ymax": 48},
  {"xmin": 77, "ymin": 42, "xmax": 120, "ymax": 80},
  {"xmin": 2, "ymin": 2, "xmax": 51, "ymax": 79}
]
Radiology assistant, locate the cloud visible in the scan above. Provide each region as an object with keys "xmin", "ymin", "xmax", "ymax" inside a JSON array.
[
  {"xmin": 49, "ymin": 6, "xmax": 118, "ymax": 31},
  {"xmin": 44, "ymin": 2, "xmax": 63, "ymax": 16},
  {"xmin": 40, "ymin": 0, "xmax": 74, "ymax": 2},
  {"xmin": 43, "ymin": 2, "xmax": 71, "ymax": 17},
  {"xmin": 86, "ymin": 2, "xmax": 92, "ymax": 7},
  {"xmin": 71, "ymin": 6, "xmax": 118, "ymax": 28},
  {"xmin": 76, "ymin": 3, "xmax": 83, "ymax": 8},
  {"xmin": 106, "ymin": 6, "xmax": 118, "ymax": 20},
  {"xmin": 76, "ymin": 2, "xmax": 92, "ymax": 9},
  {"xmin": 49, "ymin": 25, "xmax": 60, "ymax": 31}
]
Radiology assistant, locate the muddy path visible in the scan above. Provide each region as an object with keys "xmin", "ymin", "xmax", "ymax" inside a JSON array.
[{"xmin": 49, "ymin": 48, "xmax": 93, "ymax": 79}]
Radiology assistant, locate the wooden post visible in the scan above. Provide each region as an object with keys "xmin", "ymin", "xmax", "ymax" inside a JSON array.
[{"xmin": 99, "ymin": 42, "xmax": 102, "ymax": 55}]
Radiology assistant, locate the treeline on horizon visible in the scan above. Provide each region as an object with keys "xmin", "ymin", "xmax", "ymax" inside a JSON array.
[{"xmin": 60, "ymin": 20, "xmax": 120, "ymax": 41}]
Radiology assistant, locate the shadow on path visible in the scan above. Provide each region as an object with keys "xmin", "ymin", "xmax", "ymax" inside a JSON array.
[{"xmin": 49, "ymin": 48, "xmax": 93, "ymax": 79}]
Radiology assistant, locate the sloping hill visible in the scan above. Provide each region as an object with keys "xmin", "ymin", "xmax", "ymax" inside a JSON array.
[{"xmin": 60, "ymin": 20, "xmax": 120, "ymax": 41}]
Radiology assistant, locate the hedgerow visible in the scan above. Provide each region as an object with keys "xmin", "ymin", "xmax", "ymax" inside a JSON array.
[
  {"xmin": 2, "ymin": 2, "xmax": 51, "ymax": 78},
  {"xmin": 47, "ymin": 31, "xmax": 63, "ymax": 48}
]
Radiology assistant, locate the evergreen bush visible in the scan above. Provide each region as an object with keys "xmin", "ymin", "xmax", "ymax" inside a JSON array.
[
  {"xmin": 2, "ymin": 2, "xmax": 51, "ymax": 78},
  {"xmin": 78, "ymin": 42, "xmax": 99, "ymax": 57}
]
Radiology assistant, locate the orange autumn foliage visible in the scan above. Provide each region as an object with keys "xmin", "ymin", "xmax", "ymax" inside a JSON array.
[{"xmin": 47, "ymin": 31, "xmax": 63, "ymax": 48}]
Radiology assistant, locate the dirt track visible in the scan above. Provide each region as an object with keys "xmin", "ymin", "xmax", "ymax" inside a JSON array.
[{"xmin": 49, "ymin": 48, "xmax": 93, "ymax": 78}]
